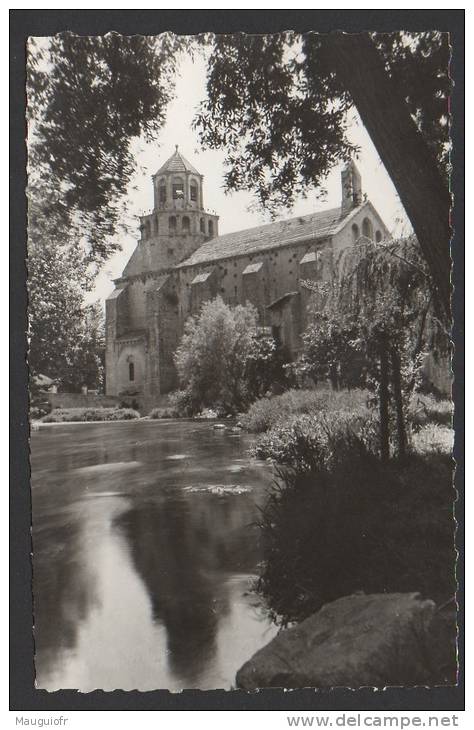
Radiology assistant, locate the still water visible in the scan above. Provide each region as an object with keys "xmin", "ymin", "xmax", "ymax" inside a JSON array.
[{"xmin": 31, "ymin": 420, "xmax": 278, "ymax": 691}]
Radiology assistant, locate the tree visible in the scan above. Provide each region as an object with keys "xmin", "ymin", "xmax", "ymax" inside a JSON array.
[
  {"xmin": 195, "ymin": 31, "xmax": 452, "ymax": 317},
  {"xmin": 298, "ymin": 237, "xmax": 448, "ymax": 459},
  {"xmin": 174, "ymin": 297, "xmax": 282, "ymax": 414},
  {"xmin": 27, "ymin": 32, "xmax": 184, "ymax": 263},
  {"xmin": 58, "ymin": 303, "xmax": 106, "ymax": 393},
  {"xmin": 28, "ymin": 184, "xmax": 105, "ymax": 392}
]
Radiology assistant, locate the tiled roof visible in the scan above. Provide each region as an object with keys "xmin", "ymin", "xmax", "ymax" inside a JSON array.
[
  {"xmin": 155, "ymin": 147, "xmax": 200, "ymax": 177},
  {"xmin": 178, "ymin": 205, "xmax": 359, "ymax": 268}
]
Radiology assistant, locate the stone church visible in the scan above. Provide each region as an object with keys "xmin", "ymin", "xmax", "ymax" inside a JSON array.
[{"xmin": 105, "ymin": 147, "xmax": 389, "ymax": 412}]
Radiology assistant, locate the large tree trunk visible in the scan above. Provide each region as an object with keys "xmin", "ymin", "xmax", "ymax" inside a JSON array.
[{"xmin": 324, "ymin": 33, "xmax": 451, "ymax": 320}]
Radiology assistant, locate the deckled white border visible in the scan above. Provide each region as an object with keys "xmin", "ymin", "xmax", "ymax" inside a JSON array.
[{"xmin": 4, "ymin": 1, "xmax": 471, "ymax": 725}]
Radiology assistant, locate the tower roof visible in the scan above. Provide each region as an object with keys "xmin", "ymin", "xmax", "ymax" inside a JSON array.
[{"xmin": 154, "ymin": 145, "xmax": 201, "ymax": 177}]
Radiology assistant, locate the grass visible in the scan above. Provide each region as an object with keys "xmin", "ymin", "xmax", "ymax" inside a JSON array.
[
  {"xmin": 408, "ymin": 393, "xmax": 453, "ymax": 429},
  {"xmin": 42, "ymin": 407, "xmax": 140, "ymax": 423},
  {"xmin": 411, "ymin": 424, "xmax": 454, "ymax": 455}
]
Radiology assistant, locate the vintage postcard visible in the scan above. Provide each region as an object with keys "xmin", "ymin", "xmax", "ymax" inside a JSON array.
[{"xmin": 25, "ymin": 26, "xmax": 457, "ymax": 695}]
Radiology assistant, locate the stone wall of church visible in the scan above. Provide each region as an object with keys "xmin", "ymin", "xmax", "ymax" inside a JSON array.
[
  {"xmin": 332, "ymin": 206, "xmax": 389, "ymax": 258},
  {"xmin": 175, "ymin": 238, "xmax": 331, "ymax": 331}
]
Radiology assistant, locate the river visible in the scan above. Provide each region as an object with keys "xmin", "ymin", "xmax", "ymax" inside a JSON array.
[{"xmin": 30, "ymin": 419, "xmax": 278, "ymax": 692}]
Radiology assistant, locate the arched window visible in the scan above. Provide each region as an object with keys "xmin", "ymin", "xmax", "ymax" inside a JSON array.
[
  {"xmin": 208, "ymin": 220, "xmax": 214, "ymax": 237},
  {"xmin": 190, "ymin": 180, "xmax": 198, "ymax": 202},
  {"xmin": 145, "ymin": 220, "xmax": 151, "ymax": 239},
  {"xmin": 154, "ymin": 215, "xmax": 159, "ymax": 234},
  {"xmin": 200, "ymin": 217, "xmax": 205, "ymax": 233},
  {"xmin": 169, "ymin": 216, "xmax": 177, "ymax": 233},
  {"xmin": 172, "ymin": 177, "xmax": 184, "ymax": 200},
  {"xmin": 182, "ymin": 216, "xmax": 190, "ymax": 233},
  {"xmin": 362, "ymin": 217, "xmax": 374, "ymax": 240},
  {"xmin": 375, "ymin": 230, "xmax": 382, "ymax": 243},
  {"xmin": 129, "ymin": 362, "xmax": 135, "ymax": 382},
  {"xmin": 159, "ymin": 180, "xmax": 166, "ymax": 203},
  {"xmin": 352, "ymin": 223, "xmax": 359, "ymax": 243}
]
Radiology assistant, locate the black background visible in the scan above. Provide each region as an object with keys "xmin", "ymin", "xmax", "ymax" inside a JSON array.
[{"xmin": 10, "ymin": 8, "xmax": 465, "ymax": 712}]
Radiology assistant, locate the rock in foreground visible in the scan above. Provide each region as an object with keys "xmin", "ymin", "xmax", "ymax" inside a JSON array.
[{"xmin": 236, "ymin": 593, "xmax": 456, "ymax": 689}]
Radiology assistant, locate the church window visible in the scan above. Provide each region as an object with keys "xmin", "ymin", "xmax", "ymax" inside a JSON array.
[
  {"xmin": 169, "ymin": 216, "xmax": 177, "ymax": 233},
  {"xmin": 352, "ymin": 223, "xmax": 359, "ymax": 242},
  {"xmin": 234, "ymin": 286, "xmax": 238, "ymax": 296},
  {"xmin": 208, "ymin": 220, "xmax": 214, "ymax": 237},
  {"xmin": 200, "ymin": 218, "xmax": 205, "ymax": 233},
  {"xmin": 144, "ymin": 220, "xmax": 151, "ymax": 239},
  {"xmin": 182, "ymin": 216, "xmax": 190, "ymax": 232},
  {"xmin": 129, "ymin": 362, "xmax": 135, "ymax": 382},
  {"xmin": 172, "ymin": 178, "xmax": 184, "ymax": 200},
  {"xmin": 159, "ymin": 182, "xmax": 166, "ymax": 203},
  {"xmin": 375, "ymin": 230, "xmax": 382, "ymax": 243},
  {"xmin": 168, "ymin": 247, "xmax": 174, "ymax": 256},
  {"xmin": 362, "ymin": 217, "xmax": 374, "ymax": 240},
  {"xmin": 190, "ymin": 181, "xmax": 198, "ymax": 201}
]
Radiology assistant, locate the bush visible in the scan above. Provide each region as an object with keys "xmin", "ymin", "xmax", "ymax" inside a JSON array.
[
  {"xmin": 149, "ymin": 406, "xmax": 181, "ymax": 419},
  {"xmin": 30, "ymin": 404, "xmax": 51, "ymax": 420},
  {"xmin": 257, "ymin": 450, "xmax": 455, "ymax": 626},
  {"xmin": 242, "ymin": 388, "xmax": 371, "ymax": 433},
  {"xmin": 42, "ymin": 407, "xmax": 140, "ymax": 423},
  {"xmin": 252, "ymin": 410, "xmax": 379, "ymax": 472}
]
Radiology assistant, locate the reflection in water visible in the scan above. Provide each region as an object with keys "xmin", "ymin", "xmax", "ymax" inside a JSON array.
[{"xmin": 31, "ymin": 421, "xmax": 277, "ymax": 690}]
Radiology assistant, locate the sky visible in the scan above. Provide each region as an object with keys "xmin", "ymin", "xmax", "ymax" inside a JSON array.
[{"xmin": 91, "ymin": 50, "xmax": 411, "ymax": 303}]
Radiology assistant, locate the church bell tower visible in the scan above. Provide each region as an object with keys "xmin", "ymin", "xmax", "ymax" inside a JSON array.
[{"xmin": 133, "ymin": 146, "xmax": 219, "ymax": 273}]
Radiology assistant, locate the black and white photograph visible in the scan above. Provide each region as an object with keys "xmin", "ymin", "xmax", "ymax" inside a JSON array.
[{"xmin": 21, "ymin": 16, "xmax": 460, "ymax": 698}]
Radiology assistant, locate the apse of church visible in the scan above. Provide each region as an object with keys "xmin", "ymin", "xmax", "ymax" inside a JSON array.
[{"xmin": 106, "ymin": 149, "xmax": 388, "ymax": 411}]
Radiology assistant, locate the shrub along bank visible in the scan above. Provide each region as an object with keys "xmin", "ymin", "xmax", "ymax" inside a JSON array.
[
  {"xmin": 241, "ymin": 387, "xmax": 371, "ymax": 434},
  {"xmin": 243, "ymin": 389, "xmax": 455, "ymax": 627},
  {"xmin": 42, "ymin": 407, "xmax": 140, "ymax": 422}
]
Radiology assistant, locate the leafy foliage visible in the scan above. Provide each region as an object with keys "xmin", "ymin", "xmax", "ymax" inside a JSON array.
[
  {"xmin": 195, "ymin": 32, "xmax": 450, "ymax": 212},
  {"xmin": 195, "ymin": 32, "xmax": 354, "ymax": 211},
  {"xmin": 252, "ymin": 409, "xmax": 379, "ymax": 472},
  {"xmin": 375, "ymin": 32, "xmax": 451, "ymax": 175},
  {"xmin": 27, "ymin": 32, "xmax": 184, "ymax": 261},
  {"xmin": 28, "ymin": 184, "xmax": 105, "ymax": 392}
]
